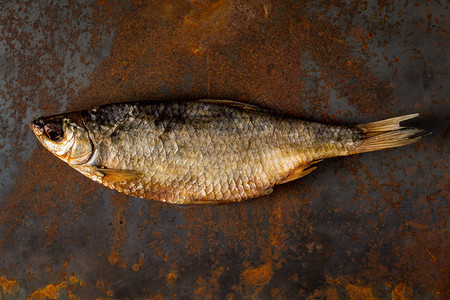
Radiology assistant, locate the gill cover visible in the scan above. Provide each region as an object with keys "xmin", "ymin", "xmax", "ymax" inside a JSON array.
[
  {"xmin": 68, "ymin": 125, "xmax": 95, "ymax": 165},
  {"xmin": 30, "ymin": 113, "xmax": 96, "ymax": 166}
]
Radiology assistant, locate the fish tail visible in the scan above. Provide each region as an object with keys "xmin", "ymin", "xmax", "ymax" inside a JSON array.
[{"xmin": 350, "ymin": 113, "xmax": 424, "ymax": 154}]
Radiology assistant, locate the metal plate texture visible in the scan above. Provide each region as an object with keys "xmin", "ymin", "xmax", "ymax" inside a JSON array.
[{"xmin": 0, "ymin": 0, "xmax": 448, "ymax": 299}]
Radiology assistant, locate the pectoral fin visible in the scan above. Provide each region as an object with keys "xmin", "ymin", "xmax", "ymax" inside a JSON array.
[
  {"xmin": 95, "ymin": 168, "xmax": 143, "ymax": 182},
  {"xmin": 278, "ymin": 160, "xmax": 322, "ymax": 184}
]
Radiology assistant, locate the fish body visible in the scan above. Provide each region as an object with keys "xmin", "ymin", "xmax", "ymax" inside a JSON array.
[{"xmin": 30, "ymin": 100, "xmax": 422, "ymax": 204}]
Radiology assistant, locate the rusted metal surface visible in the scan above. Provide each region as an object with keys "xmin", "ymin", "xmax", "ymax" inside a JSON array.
[{"xmin": 0, "ymin": 0, "xmax": 448, "ymax": 298}]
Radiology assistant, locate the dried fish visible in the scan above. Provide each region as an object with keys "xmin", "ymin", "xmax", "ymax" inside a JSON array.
[{"xmin": 30, "ymin": 100, "xmax": 422, "ymax": 204}]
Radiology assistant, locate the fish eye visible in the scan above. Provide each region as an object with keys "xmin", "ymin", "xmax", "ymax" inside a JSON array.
[{"xmin": 44, "ymin": 123, "xmax": 64, "ymax": 142}]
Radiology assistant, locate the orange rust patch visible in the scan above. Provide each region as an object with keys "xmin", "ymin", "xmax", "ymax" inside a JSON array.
[
  {"xmin": 132, "ymin": 264, "xmax": 140, "ymax": 272},
  {"xmin": 96, "ymin": 280, "xmax": 106, "ymax": 289},
  {"xmin": 107, "ymin": 194, "xmax": 129, "ymax": 268},
  {"xmin": 67, "ymin": 290, "xmax": 81, "ymax": 300},
  {"xmin": 28, "ymin": 281, "xmax": 67, "ymax": 300},
  {"xmin": 27, "ymin": 276, "xmax": 84, "ymax": 300},
  {"xmin": 309, "ymin": 287, "xmax": 339, "ymax": 300},
  {"xmin": 167, "ymin": 273, "xmax": 177, "ymax": 284},
  {"xmin": 190, "ymin": 265, "xmax": 224, "ymax": 297},
  {"xmin": 241, "ymin": 263, "xmax": 273, "ymax": 287},
  {"xmin": 348, "ymin": 156, "xmax": 449, "ymax": 296},
  {"xmin": 132, "ymin": 255, "xmax": 145, "ymax": 272},
  {"xmin": 45, "ymin": 216, "xmax": 59, "ymax": 246},
  {"xmin": 193, "ymin": 277, "xmax": 207, "ymax": 296},
  {"xmin": 392, "ymin": 283, "xmax": 408, "ymax": 300},
  {"xmin": 346, "ymin": 283, "xmax": 374, "ymax": 300},
  {"xmin": 0, "ymin": 147, "xmax": 99, "ymax": 250},
  {"xmin": 179, "ymin": 0, "xmax": 268, "ymax": 52},
  {"xmin": 0, "ymin": 276, "xmax": 20, "ymax": 296},
  {"xmin": 313, "ymin": 278, "xmax": 430, "ymax": 300},
  {"xmin": 325, "ymin": 288, "xmax": 339, "ymax": 300},
  {"xmin": 69, "ymin": 276, "xmax": 78, "ymax": 284}
]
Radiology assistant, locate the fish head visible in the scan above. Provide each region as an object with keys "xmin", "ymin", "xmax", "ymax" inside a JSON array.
[{"xmin": 30, "ymin": 113, "xmax": 96, "ymax": 165}]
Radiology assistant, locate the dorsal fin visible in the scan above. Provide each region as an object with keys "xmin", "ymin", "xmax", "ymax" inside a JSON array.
[{"xmin": 198, "ymin": 99, "xmax": 267, "ymax": 112}]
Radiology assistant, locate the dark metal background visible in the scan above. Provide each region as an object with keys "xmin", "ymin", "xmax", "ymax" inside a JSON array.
[{"xmin": 0, "ymin": 0, "xmax": 448, "ymax": 299}]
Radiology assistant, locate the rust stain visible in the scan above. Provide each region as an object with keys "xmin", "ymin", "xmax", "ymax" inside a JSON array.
[
  {"xmin": 241, "ymin": 263, "xmax": 273, "ymax": 287},
  {"xmin": 351, "ymin": 157, "xmax": 445, "ymax": 266},
  {"xmin": 266, "ymin": 201, "xmax": 293, "ymax": 262},
  {"xmin": 69, "ymin": 276, "xmax": 78, "ymax": 285},
  {"xmin": 95, "ymin": 279, "xmax": 112, "ymax": 297},
  {"xmin": 67, "ymin": 291, "xmax": 82, "ymax": 300},
  {"xmin": 26, "ymin": 276, "xmax": 85, "ymax": 300},
  {"xmin": 179, "ymin": 0, "xmax": 269, "ymax": 53},
  {"xmin": 107, "ymin": 194, "xmax": 129, "ymax": 268},
  {"xmin": 96, "ymin": 280, "xmax": 104, "ymax": 289},
  {"xmin": 194, "ymin": 278, "xmax": 207, "ymax": 296},
  {"xmin": 0, "ymin": 0, "xmax": 116, "ymax": 247},
  {"xmin": 346, "ymin": 156, "xmax": 449, "ymax": 296},
  {"xmin": 311, "ymin": 278, "xmax": 431, "ymax": 300},
  {"xmin": 307, "ymin": 287, "xmax": 339, "ymax": 300},
  {"xmin": 0, "ymin": 147, "xmax": 99, "ymax": 248},
  {"xmin": 166, "ymin": 272, "xmax": 177, "ymax": 284},
  {"xmin": 28, "ymin": 282, "xmax": 67, "ymax": 300},
  {"xmin": 131, "ymin": 264, "xmax": 139, "ymax": 272},
  {"xmin": 191, "ymin": 265, "xmax": 225, "ymax": 298},
  {"xmin": 45, "ymin": 216, "xmax": 59, "ymax": 246},
  {"xmin": 183, "ymin": 207, "xmax": 214, "ymax": 257},
  {"xmin": 392, "ymin": 283, "xmax": 409, "ymax": 300},
  {"xmin": 132, "ymin": 255, "xmax": 145, "ymax": 272},
  {"xmin": 289, "ymin": 14, "xmax": 395, "ymax": 118},
  {"xmin": 0, "ymin": 4, "xmax": 116, "ymax": 248},
  {"xmin": 346, "ymin": 283, "xmax": 374, "ymax": 300},
  {"xmin": 74, "ymin": 0, "xmax": 408, "ymax": 124},
  {"xmin": 0, "ymin": 276, "xmax": 20, "ymax": 296}
]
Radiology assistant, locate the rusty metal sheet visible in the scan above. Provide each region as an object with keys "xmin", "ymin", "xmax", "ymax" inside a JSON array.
[{"xmin": 0, "ymin": 0, "xmax": 448, "ymax": 299}]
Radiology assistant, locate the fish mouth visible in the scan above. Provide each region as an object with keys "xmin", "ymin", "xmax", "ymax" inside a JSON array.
[{"xmin": 30, "ymin": 119, "xmax": 45, "ymax": 136}]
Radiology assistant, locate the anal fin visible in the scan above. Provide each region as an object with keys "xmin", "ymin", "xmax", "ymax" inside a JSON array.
[{"xmin": 278, "ymin": 160, "xmax": 322, "ymax": 184}]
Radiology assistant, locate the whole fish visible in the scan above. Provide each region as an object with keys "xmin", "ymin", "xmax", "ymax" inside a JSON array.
[{"xmin": 30, "ymin": 100, "xmax": 422, "ymax": 204}]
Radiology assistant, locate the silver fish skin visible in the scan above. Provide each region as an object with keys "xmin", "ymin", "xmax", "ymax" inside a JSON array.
[{"xmin": 30, "ymin": 100, "xmax": 422, "ymax": 204}]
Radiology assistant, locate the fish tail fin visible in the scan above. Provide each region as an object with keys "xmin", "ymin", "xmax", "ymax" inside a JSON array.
[{"xmin": 350, "ymin": 113, "xmax": 424, "ymax": 155}]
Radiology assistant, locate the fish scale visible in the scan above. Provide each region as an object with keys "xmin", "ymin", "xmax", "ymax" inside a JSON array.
[{"xmin": 30, "ymin": 100, "xmax": 423, "ymax": 204}]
